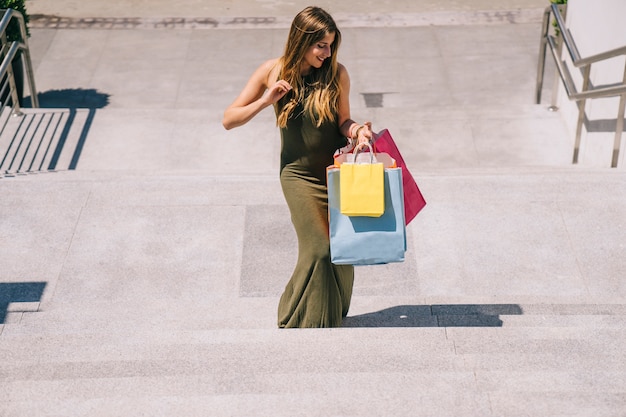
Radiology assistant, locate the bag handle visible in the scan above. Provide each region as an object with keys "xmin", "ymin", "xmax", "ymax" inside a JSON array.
[{"xmin": 353, "ymin": 142, "xmax": 376, "ymax": 164}]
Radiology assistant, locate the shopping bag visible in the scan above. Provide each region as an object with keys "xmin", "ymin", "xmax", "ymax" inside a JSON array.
[
  {"xmin": 339, "ymin": 143, "xmax": 384, "ymax": 217},
  {"xmin": 372, "ymin": 129, "xmax": 426, "ymax": 225},
  {"xmin": 328, "ymin": 165, "xmax": 406, "ymax": 265}
]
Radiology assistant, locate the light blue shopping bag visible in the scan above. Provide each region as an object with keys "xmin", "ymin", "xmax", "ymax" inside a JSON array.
[{"xmin": 327, "ymin": 166, "xmax": 406, "ymax": 265}]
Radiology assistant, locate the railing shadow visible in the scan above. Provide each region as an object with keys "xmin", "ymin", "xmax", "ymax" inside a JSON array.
[
  {"xmin": 0, "ymin": 281, "xmax": 46, "ymax": 323},
  {"xmin": 1, "ymin": 88, "xmax": 109, "ymax": 177},
  {"xmin": 584, "ymin": 115, "xmax": 626, "ymax": 133},
  {"xmin": 342, "ymin": 304, "xmax": 523, "ymax": 328}
]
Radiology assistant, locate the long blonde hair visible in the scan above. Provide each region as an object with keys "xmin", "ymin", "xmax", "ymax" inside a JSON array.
[{"xmin": 276, "ymin": 6, "xmax": 342, "ymax": 128}]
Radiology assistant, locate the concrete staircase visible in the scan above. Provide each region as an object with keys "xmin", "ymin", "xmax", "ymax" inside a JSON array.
[
  {"xmin": 2, "ymin": 166, "xmax": 625, "ymax": 416},
  {"xmin": 1, "ymin": 5, "xmax": 625, "ymax": 416}
]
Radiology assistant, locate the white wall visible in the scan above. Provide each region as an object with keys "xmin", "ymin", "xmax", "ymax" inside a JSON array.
[{"xmin": 557, "ymin": 0, "xmax": 626, "ymax": 167}]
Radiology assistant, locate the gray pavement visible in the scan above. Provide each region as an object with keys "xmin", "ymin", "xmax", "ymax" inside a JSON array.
[{"xmin": 1, "ymin": 1, "xmax": 625, "ymax": 416}]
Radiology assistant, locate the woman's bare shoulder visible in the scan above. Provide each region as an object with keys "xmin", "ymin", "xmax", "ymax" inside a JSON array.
[
  {"xmin": 337, "ymin": 62, "xmax": 350, "ymax": 83},
  {"xmin": 260, "ymin": 57, "xmax": 282, "ymax": 85},
  {"xmin": 337, "ymin": 62, "xmax": 350, "ymax": 77},
  {"xmin": 261, "ymin": 57, "xmax": 281, "ymax": 69}
]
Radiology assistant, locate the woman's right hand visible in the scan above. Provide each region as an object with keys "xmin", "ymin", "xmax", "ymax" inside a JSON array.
[
  {"xmin": 265, "ymin": 80, "xmax": 292, "ymax": 105},
  {"xmin": 222, "ymin": 58, "xmax": 285, "ymax": 130}
]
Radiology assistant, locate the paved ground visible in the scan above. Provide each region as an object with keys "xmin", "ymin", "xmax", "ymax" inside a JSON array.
[{"xmin": 1, "ymin": 1, "xmax": 625, "ymax": 416}]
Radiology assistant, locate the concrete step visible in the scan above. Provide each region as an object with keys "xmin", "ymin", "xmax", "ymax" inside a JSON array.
[
  {"xmin": 1, "ymin": 325, "xmax": 623, "ymax": 375},
  {"xmin": 4, "ymin": 296, "xmax": 626, "ymax": 334},
  {"xmin": 2, "ymin": 383, "xmax": 623, "ymax": 417},
  {"xmin": 26, "ymin": 0, "xmax": 549, "ymax": 22},
  {"xmin": 1, "ymin": 319, "xmax": 624, "ymax": 417}
]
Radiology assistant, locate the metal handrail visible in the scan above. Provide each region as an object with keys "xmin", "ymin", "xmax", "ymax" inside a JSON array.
[
  {"xmin": 0, "ymin": 8, "xmax": 39, "ymax": 112},
  {"xmin": 552, "ymin": 4, "xmax": 626, "ymax": 68},
  {"xmin": 576, "ymin": 45, "xmax": 626, "ymax": 68},
  {"xmin": 536, "ymin": 3, "xmax": 626, "ymax": 168}
]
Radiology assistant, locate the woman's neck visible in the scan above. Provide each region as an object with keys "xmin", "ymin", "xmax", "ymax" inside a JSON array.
[{"xmin": 300, "ymin": 62, "xmax": 312, "ymax": 76}]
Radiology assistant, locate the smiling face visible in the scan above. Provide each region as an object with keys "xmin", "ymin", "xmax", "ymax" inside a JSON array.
[
  {"xmin": 301, "ymin": 32, "xmax": 335, "ymax": 75},
  {"xmin": 277, "ymin": 6, "xmax": 342, "ymax": 128}
]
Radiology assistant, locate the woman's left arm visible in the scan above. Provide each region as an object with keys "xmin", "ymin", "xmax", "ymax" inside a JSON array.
[{"xmin": 337, "ymin": 64, "xmax": 372, "ymax": 144}]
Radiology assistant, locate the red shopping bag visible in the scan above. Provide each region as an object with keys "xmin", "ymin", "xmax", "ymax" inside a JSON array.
[{"xmin": 372, "ymin": 129, "xmax": 426, "ymax": 225}]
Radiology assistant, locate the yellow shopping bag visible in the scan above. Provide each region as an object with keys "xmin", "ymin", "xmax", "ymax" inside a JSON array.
[{"xmin": 339, "ymin": 143, "xmax": 385, "ymax": 217}]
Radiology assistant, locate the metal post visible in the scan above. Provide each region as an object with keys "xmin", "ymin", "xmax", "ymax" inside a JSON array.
[
  {"xmin": 549, "ymin": 53, "xmax": 562, "ymax": 111},
  {"xmin": 549, "ymin": 4, "xmax": 568, "ymax": 111},
  {"xmin": 572, "ymin": 65, "xmax": 591, "ymax": 164},
  {"xmin": 535, "ymin": 7, "xmax": 551, "ymax": 104},
  {"xmin": 0, "ymin": 8, "xmax": 38, "ymax": 109},
  {"xmin": 611, "ymin": 63, "xmax": 626, "ymax": 167},
  {"xmin": 17, "ymin": 10, "xmax": 38, "ymax": 108},
  {"xmin": 5, "ymin": 58, "xmax": 21, "ymax": 115}
]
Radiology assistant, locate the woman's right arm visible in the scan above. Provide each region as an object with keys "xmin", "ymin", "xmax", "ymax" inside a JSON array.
[{"xmin": 222, "ymin": 59, "xmax": 291, "ymax": 130}]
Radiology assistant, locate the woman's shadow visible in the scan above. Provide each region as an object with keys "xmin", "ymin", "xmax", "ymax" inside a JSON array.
[{"xmin": 342, "ymin": 304, "xmax": 523, "ymax": 327}]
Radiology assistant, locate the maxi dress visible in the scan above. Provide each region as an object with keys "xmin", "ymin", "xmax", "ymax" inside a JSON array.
[{"xmin": 277, "ymin": 82, "xmax": 354, "ymax": 328}]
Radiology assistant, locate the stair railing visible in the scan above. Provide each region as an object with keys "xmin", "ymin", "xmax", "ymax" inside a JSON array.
[
  {"xmin": 536, "ymin": 3, "xmax": 626, "ymax": 168},
  {"xmin": 0, "ymin": 8, "xmax": 39, "ymax": 116}
]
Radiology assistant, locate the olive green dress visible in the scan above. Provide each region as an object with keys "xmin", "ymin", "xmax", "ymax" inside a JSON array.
[{"xmin": 277, "ymin": 78, "xmax": 354, "ymax": 328}]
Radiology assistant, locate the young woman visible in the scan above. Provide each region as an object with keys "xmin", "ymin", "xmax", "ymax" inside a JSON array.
[{"xmin": 223, "ymin": 6, "xmax": 373, "ymax": 328}]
